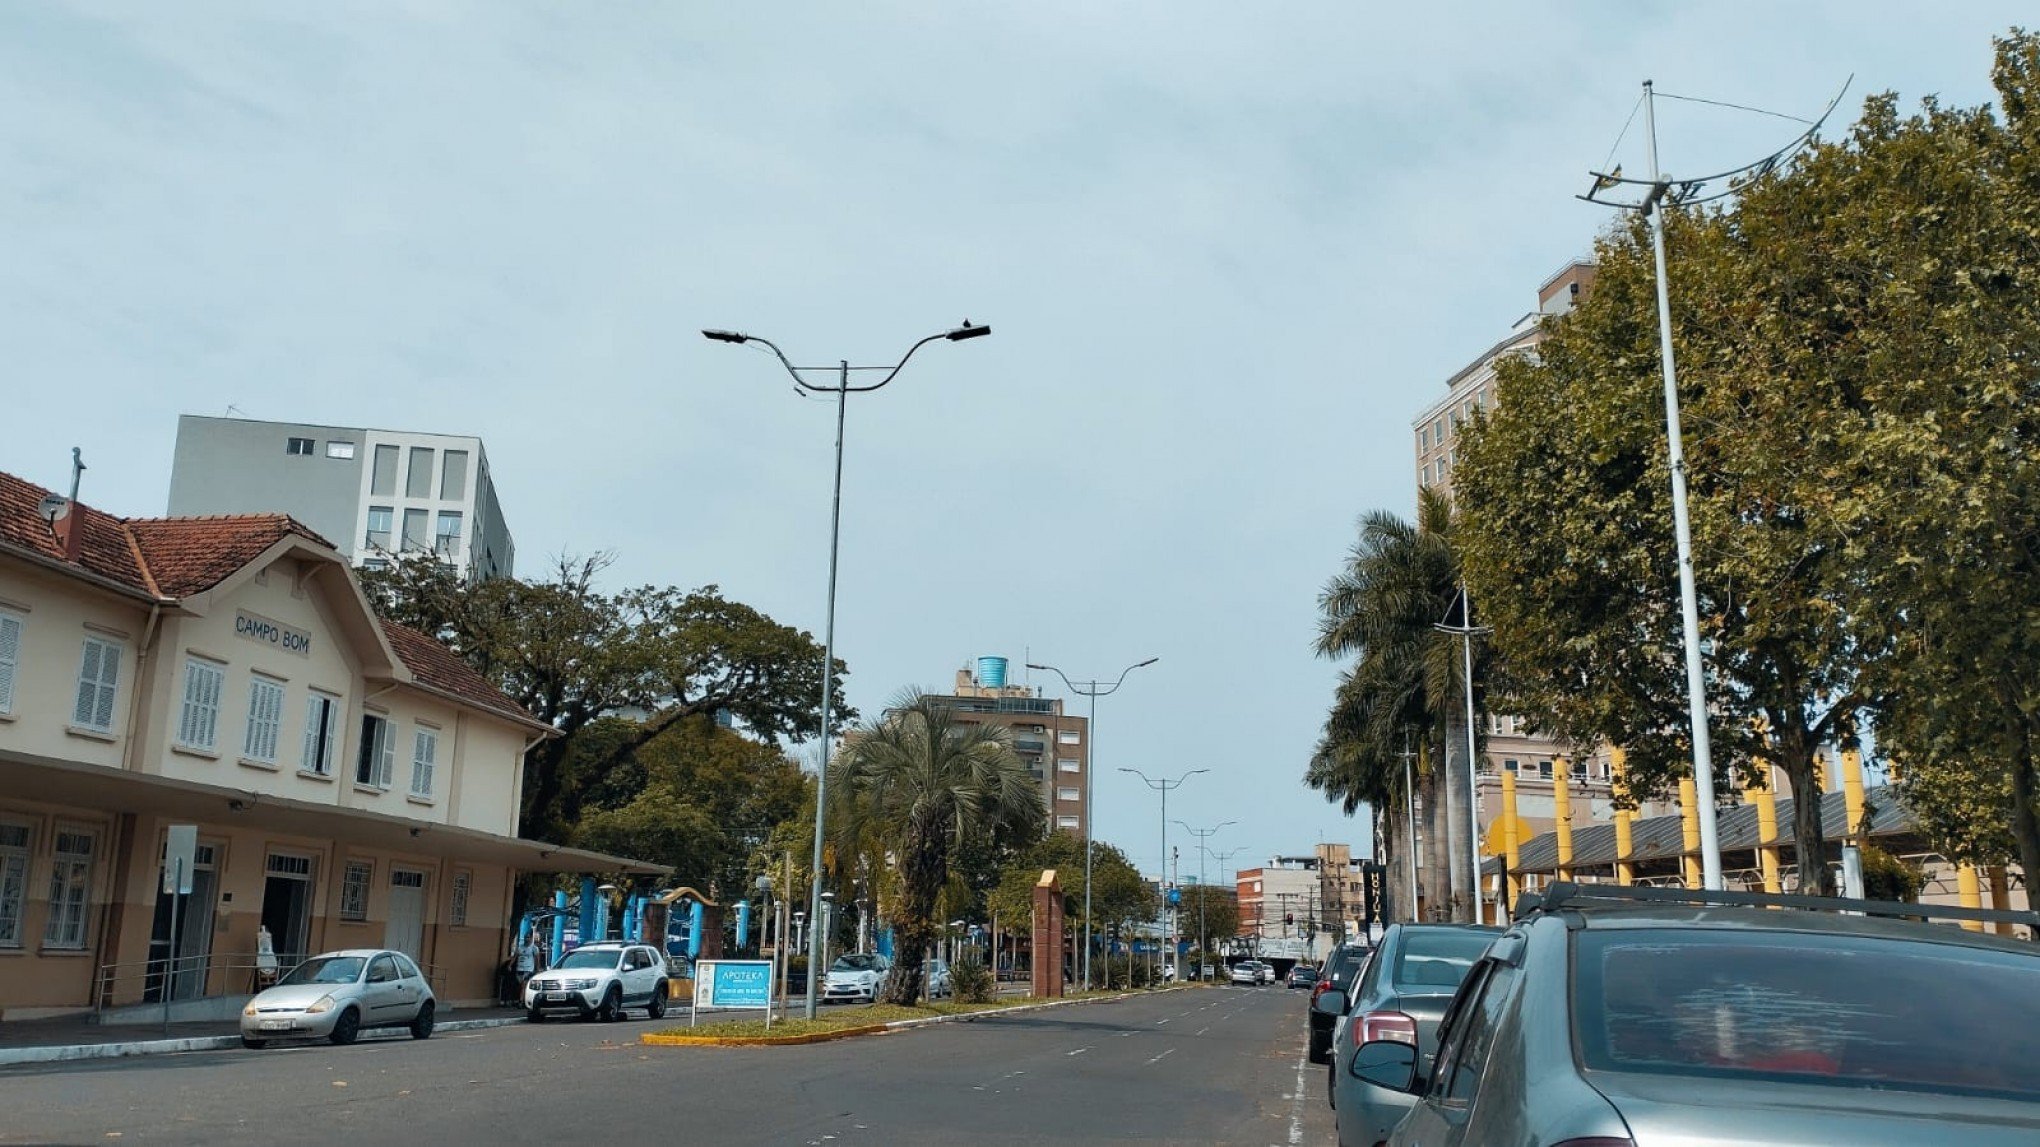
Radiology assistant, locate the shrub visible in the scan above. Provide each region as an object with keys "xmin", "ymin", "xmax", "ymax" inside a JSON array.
[
  {"xmin": 950, "ymin": 952, "xmax": 996, "ymax": 1003},
  {"xmin": 1860, "ymin": 844, "xmax": 1928, "ymax": 903}
]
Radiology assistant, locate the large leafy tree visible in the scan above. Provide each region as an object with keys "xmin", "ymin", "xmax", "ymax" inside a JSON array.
[
  {"xmin": 986, "ymin": 831, "xmax": 1156, "ymax": 958},
  {"xmin": 1176, "ymin": 884, "xmax": 1239, "ymax": 957},
  {"xmin": 830, "ymin": 693, "xmax": 1045, "ymax": 1004},
  {"xmin": 1310, "ymin": 487, "xmax": 1482, "ymax": 920}
]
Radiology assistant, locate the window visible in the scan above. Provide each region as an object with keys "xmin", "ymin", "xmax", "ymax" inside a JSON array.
[
  {"xmin": 243, "ymin": 677, "xmax": 285, "ymax": 763},
  {"xmin": 406, "ymin": 447, "xmax": 434, "ymax": 498},
  {"xmin": 1057, "ymin": 729, "xmax": 1080, "ymax": 745},
  {"xmin": 340, "ymin": 860, "xmax": 372, "ymax": 922},
  {"xmin": 1504, "ymin": 759, "xmax": 1519, "ymax": 772},
  {"xmin": 441, "ymin": 450, "xmax": 469, "ymax": 500},
  {"xmin": 1423, "ymin": 463, "xmax": 1434, "ymax": 487},
  {"xmin": 1057, "ymin": 815, "xmax": 1079, "ymax": 830},
  {"xmin": 434, "ymin": 512, "xmax": 463, "ymax": 559},
  {"xmin": 0, "ymin": 822, "xmax": 29, "ymax": 946},
  {"xmin": 356, "ymin": 713, "xmax": 394, "ymax": 788},
  {"xmin": 0, "ymin": 610, "xmax": 19, "ymax": 715},
  {"xmin": 1058, "ymin": 758, "xmax": 1081, "ymax": 773},
  {"xmin": 371, "ymin": 444, "xmax": 399, "ymax": 496},
  {"xmin": 285, "ymin": 437, "xmax": 314, "ymax": 456},
  {"xmin": 411, "ymin": 727, "xmax": 438, "ymax": 797},
  {"xmin": 73, "ymin": 636, "xmax": 121, "ymax": 732},
  {"xmin": 1057, "ymin": 787, "xmax": 1080, "ymax": 802},
  {"xmin": 402, "ymin": 509, "xmax": 429, "ymax": 553},
  {"xmin": 302, "ymin": 692, "xmax": 339, "ymax": 775},
  {"xmin": 43, "ymin": 829, "xmax": 95, "ymax": 949},
  {"xmin": 1538, "ymin": 760, "xmax": 1553, "ymax": 779},
  {"xmin": 176, "ymin": 657, "xmax": 225, "ymax": 751},
  {"xmin": 326, "ymin": 440, "xmax": 356, "ymax": 459},
  {"xmin": 365, "ymin": 506, "xmax": 393, "ymax": 551},
  {"xmin": 450, "ymin": 870, "xmax": 471, "ymax": 927}
]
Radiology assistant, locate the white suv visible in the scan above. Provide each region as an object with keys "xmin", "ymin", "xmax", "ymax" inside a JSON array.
[
  {"xmin": 524, "ymin": 942, "xmax": 670, "ymax": 1022},
  {"xmin": 822, "ymin": 953, "xmax": 891, "ymax": 1004}
]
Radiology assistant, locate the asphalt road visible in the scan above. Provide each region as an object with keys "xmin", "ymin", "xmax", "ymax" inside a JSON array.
[{"xmin": 0, "ymin": 985, "xmax": 1333, "ymax": 1146}]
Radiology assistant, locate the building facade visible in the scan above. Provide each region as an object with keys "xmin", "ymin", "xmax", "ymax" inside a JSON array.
[
  {"xmin": 0, "ymin": 471, "xmax": 644, "ymax": 1019},
  {"xmin": 924, "ymin": 658, "xmax": 1090, "ymax": 837},
  {"xmin": 167, "ymin": 415, "xmax": 515, "ymax": 582}
]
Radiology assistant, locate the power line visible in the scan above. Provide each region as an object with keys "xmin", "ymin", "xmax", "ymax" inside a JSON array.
[
  {"xmin": 1654, "ymin": 89, "xmax": 1814, "ymax": 126},
  {"xmin": 1601, "ymin": 89, "xmax": 1647, "ymax": 175}
]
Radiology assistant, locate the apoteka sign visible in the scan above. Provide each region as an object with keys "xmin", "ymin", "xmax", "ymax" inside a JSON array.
[{"xmin": 234, "ymin": 610, "xmax": 312, "ymax": 658}]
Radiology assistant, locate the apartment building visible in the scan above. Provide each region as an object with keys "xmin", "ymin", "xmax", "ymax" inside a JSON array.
[
  {"xmin": 0, "ymin": 470, "xmax": 649, "ymax": 1019},
  {"xmin": 167, "ymin": 415, "xmax": 515, "ymax": 582},
  {"xmin": 923, "ymin": 657, "xmax": 1089, "ymax": 837}
]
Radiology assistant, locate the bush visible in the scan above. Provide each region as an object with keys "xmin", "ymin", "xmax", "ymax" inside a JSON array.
[
  {"xmin": 1860, "ymin": 844, "xmax": 1928, "ymax": 903},
  {"xmin": 950, "ymin": 952, "xmax": 996, "ymax": 1003}
]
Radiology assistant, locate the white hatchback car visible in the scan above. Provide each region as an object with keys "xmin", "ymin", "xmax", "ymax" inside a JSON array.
[
  {"xmin": 1229, "ymin": 960, "xmax": 1265, "ymax": 986},
  {"xmin": 241, "ymin": 949, "xmax": 436, "ymax": 1048},
  {"xmin": 822, "ymin": 952, "xmax": 891, "ymax": 1004},
  {"xmin": 523, "ymin": 942, "xmax": 670, "ymax": 1022}
]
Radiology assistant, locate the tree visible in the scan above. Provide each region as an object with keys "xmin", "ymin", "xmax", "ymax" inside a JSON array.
[
  {"xmin": 1311, "ymin": 487, "xmax": 1484, "ymax": 919},
  {"xmin": 986, "ymin": 832, "xmax": 1155, "ymax": 961},
  {"xmin": 830, "ymin": 693, "xmax": 1045, "ymax": 1005},
  {"xmin": 1177, "ymin": 884, "xmax": 1238, "ymax": 960}
]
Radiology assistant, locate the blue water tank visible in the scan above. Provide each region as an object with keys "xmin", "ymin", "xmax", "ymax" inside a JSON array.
[{"xmin": 977, "ymin": 656, "xmax": 1008, "ymax": 688}]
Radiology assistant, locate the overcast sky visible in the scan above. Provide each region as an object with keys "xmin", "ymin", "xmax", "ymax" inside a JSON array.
[{"xmin": 3, "ymin": 3, "xmax": 2028, "ymax": 881}]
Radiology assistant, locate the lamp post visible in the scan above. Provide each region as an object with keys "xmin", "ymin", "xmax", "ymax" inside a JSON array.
[
  {"xmin": 1175, "ymin": 819, "xmax": 1234, "ymax": 979},
  {"xmin": 1435, "ymin": 585, "xmax": 1491, "ymax": 923},
  {"xmin": 1026, "ymin": 657, "xmax": 1158, "ymax": 990},
  {"xmin": 707, "ymin": 320, "xmax": 990, "ymax": 1019},
  {"xmin": 1120, "ymin": 767, "xmax": 1207, "ymax": 982}
]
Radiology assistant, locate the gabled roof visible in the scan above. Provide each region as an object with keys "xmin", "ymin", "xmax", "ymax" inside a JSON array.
[{"xmin": 0, "ymin": 469, "xmax": 543, "ymax": 733}]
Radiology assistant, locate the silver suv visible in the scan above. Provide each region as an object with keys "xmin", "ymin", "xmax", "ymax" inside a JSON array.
[
  {"xmin": 1353, "ymin": 883, "xmax": 2040, "ymax": 1146},
  {"xmin": 524, "ymin": 942, "xmax": 670, "ymax": 1022}
]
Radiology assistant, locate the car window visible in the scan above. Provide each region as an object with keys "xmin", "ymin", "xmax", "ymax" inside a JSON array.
[
  {"xmin": 1394, "ymin": 930, "xmax": 1495, "ymax": 990},
  {"xmin": 368, "ymin": 955, "xmax": 399, "ymax": 983},
  {"xmin": 555, "ymin": 947, "xmax": 624, "ymax": 970},
  {"xmin": 1351, "ymin": 933, "xmax": 1389, "ymax": 1005},
  {"xmin": 1424, "ymin": 960, "xmax": 1494, "ymax": 1101},
  {"xmin": 280, "ymin": 955, "xmax": 365, "ymax": 986},
  {"xmin": 1442, "ymin": 962, "xmax": 1517, "ymax": 1102},
  {"xmin": 393, "ymin": 954, "xmax": 423, "ymax": 980},
  {"xmin": 1577, "ymin": 927, "xmax": 2040, "ymax": 1101},
  {"xmin": 832, "ymin": 954, "xmax": 881, "ymax": 972}
]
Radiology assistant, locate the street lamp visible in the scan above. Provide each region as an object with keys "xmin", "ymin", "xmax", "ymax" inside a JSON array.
[
  {"xmin": 707, "ymin": 320, "xmax": 991, "ymax": 1019},
  {"xmin": 1435, "ymin": 586, "xmax": 1491, "ymax": 924},
  {"xmin": 1120, "ymin": 767, "xmax": 1207, "ymax": 982},
  {"xmin": 1175, "ymin": 819, "xmax": 1234, "ymax": 979},
  {"xmin": 1027, "ymin": 657, "xmax": 1158, "ymax": 990}
]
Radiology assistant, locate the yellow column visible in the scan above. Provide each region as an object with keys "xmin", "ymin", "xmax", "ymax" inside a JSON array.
[
  {"xmin": 1841, "ymin": 748, "xmax": 1867, "ymax": 841},
  {"xmin": 1679, "ymin": 777, "xmax": 1702, "ymax": 889},
  {"xmin": 1957, "ymin": 864, "xmax": 1985, "ymax": 933},
  {"xmin": 1990, "ymin": 867, "xmax": 2014, "ymax": 937},
  {"xmin": 1753, "ymin": 776, "xmax": 1783, "ymax": 894},
  {"xmin": 1553, "ymin": 758, "xmax": 1574, "ymax": 882},
  {"xmin": 1612, "ymin": 748, "xmax": 1635, "ymax": 886},
  {"xmin": 1501, "ymin": 769, "xmax": 1521, "ymax": 910}
]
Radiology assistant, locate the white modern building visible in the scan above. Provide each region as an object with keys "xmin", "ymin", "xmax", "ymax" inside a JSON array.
[{"xmin": 167, "ymin": 416, "xmax": 515, "ymax": 581}]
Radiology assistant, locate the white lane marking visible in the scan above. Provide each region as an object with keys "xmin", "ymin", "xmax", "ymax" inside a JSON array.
[
  {"xmin": 1157, "ymin": 1018, "xmax": 1170, "ymax": 1025},
  {"xmin": 1196, "ymin": 1027, "xmax": 1209, "ymax": 1036},
  {"xmin": 1118, "ymin": 1030, "xmax": 1136, "ymax": 1038},
  {"xmin": 1281, "ymin": 1035, "xmax": 1310, "ymax": 1146},
  {"xmin": 1067, "ymin": 1047, "xmax": 1090, "ymax": 1056},
  {"xmin": 1147, "ymin": 1048, "xmax": 1177, "ymax": 1065}
]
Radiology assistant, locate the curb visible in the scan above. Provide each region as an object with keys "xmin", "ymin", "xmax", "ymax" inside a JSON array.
[
  {"xmin": 0, "ymin": 1014, "xmax": 527, "ymax": 1068},
  {"xmin": 638, "ymin": 985, "xmax": 1187, "ymax": 1049}
]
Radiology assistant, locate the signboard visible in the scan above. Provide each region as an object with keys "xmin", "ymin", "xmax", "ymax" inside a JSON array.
[
  {"xmin": 235, "ymin": 610, "xmax": 312, "ymax": 658},
  {"xmin": 163, "ymin": 825, "xmax": 198, "ymax": 895},
  {"xmin": 692, "ymin": 960, "xmax": 773, "ymax": 1010}
]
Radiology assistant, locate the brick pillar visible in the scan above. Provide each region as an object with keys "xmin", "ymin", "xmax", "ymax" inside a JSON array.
[{"xmin": 1031, "ymin": 869, "xmax": 1065, "ymax": 998}]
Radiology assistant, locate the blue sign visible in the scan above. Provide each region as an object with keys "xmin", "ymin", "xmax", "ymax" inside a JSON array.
[
  {"xmin": 1167, "ymin": 888, "xmax": 1182, "ymax": 906},
  {"xmin": 693, "ymin": 960, "xmax": 774, "ymax": 1009}
]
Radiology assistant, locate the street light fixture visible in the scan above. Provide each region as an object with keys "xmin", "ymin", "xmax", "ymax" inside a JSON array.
[
  {"xmin": 1435, "ymin": 585, "xmax": 1492, "ymax": 924},
  {"xmin": 707, "ymin": 320, "xmax": 991, "ymax": 1020},
  {"xmin": 1174, "ymin": 819, "xmax": 1234, "ymax": 978},
  {"xmin": 1120, "ymin": 767, "xmax": 1208, "ymax": 981},
  {"xmin": 1027, "ymin": 657, "xmax": 1158, "ymax": 990}
]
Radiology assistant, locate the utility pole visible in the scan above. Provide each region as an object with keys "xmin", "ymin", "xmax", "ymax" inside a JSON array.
[{"xmin": 1174, "ymin": 819, "xmax": 1234, "ymax": 979}]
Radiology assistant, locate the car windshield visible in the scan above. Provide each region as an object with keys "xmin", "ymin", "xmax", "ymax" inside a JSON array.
[
  {"xmin": 832, "ymin": 954, "xmax": 882, "ymax": 972},
  {"xmin": 279, "ymin": 956, "xmax": 365, "ymax": 986},
  {"xmin": 553, "ymin": 948, "xmax": 623, "ymax": 970},
  {"xmin": 1577, "ymin": 927, "xmax": 2040, "ymax": 1100},
  {"xmin": 1392, "ymin": 929, "xmax": 1493, "ymax": 990}
]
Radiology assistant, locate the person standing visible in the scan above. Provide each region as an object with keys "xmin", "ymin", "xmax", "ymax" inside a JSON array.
[{"xmin": 515, "ymin": 932, "xmax": 538, "ymax": 992}]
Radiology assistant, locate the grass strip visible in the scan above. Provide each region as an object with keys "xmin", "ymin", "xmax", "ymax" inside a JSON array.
[{"xmin": 647, "ymin": 990, "xmax": 1130, "ymax": 1041}]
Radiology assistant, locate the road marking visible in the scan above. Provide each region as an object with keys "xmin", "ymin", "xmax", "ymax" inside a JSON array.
[
  {"xmin": 1157, "ymin": 1018, "xmax": 1170, "ymax": 1025},
  {"xmin": 1067, "ymin": 1047, "xmax": 1090, "ymax": 1057},
  {"xmin": 1282, "ymin": 1037, "xmax": 1310, "ymax": 1146},
  {"xmin": 1146, "ymin": 1048, "xmax": 1176, "ymax": 1065},
  {"xmin": 1196, "ymin": 1027, "xmax": 1209, "ymax": 1036}
]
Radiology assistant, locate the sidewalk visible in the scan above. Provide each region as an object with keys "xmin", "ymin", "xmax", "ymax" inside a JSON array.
[{"xmin": 0, "ymin": 1005, "xmax": 530, "ymax": 1067}]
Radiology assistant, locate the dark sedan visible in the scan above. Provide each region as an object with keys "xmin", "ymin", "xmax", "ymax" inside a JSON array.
[{"xmin": 1306, "ymin": 943, "xmax": 1373, "ymax": 1063}]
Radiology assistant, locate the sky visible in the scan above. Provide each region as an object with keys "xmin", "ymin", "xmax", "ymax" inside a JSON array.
[{"xmin": 2, "ymin": 2, "xmax": 2029, "ymax": 882}]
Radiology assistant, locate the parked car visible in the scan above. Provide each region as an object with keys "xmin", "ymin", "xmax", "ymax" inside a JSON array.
[
  {"xmin": 1287, "ymin": 963, "xmax": 1319, "ymax": 989},
  {"xmin": 1307, "ymin": 942, "xmax": 1375, "ymax": 1064},
  {"xmin": 823, "ymin": 952, "xmax": 891, "ymax": 1004},
  {"xmin": 1357, "ymin": 883, "xmax": 2040, "ymax": 1146},
  {"xmin": 1228, "ymin": 960, "xmax": 1265, "ymax": 986},
  {"xmin": 1324, "ymin": 923, "xmax": 1499, "ymax": 1144},
  {"xmin": 524, "ymin": 941, "xmax": 669, "ymax": 1022},
  {"xmin": 925, "ymin": 959, "xmax": 952, "ymax": 999},
  {"xmin": 1256, "ymin": 962, "xmax": 1276, "ymax": 984},
  {"xmin": 241, "ymin": 949, "xmax": 436, "ymax": 1049}
]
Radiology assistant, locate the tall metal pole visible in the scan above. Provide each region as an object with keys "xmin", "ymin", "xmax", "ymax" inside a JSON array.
[
  {"xmin": 1158, "ymin": 785, "xmax": 1167, "ymax": 982},
  {"xmin": 801, "ymin": 366, "xmax": 849, "ymax": 1020},
  {"xmin": 1460, "ymin": 620, "xmax": 1483, "ymax": 922},
  {"xmin": 1401, "ymin": 739, "xmax": 1419, "ymax": 923},
  {"xmin": 1085, "ymin": 687, "xmax": 1097, "ymax": 989},
  {"xmin": 1643, "ymin": 81, "xmax": 1724, "ymax": 891}
]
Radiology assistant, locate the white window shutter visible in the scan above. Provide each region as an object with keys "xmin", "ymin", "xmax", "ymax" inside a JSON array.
[
  {"xmin": 303, "ymin": 696, "xmax": 321, "ymax": 770},
  {"xmin": 92, "ymin": 645, "xmax": 118, "ymax": 730},
  {"xmin": 0, "ymin": 615, "xmax": 19, "ymax": 713},
  {"xmin": 73, "ymin": 642, "xmax": 101, "ymax": 726}
]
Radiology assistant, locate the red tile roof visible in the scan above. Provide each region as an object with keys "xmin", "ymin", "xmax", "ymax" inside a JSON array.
[{"xmin": 1, "ymin": 470, "xmax": 542, "ymax": 730}]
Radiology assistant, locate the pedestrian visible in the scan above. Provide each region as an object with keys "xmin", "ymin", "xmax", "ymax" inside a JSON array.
[{"xmin": 515, "ymin": 931, "xmax": 538, "ymax": 991}]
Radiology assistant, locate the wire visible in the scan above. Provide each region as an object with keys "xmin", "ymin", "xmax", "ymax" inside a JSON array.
[
  {"xmin": 1601, "ymin": 89, "xmax": 1647, "ymax": 174},
  {"xmin": 1654, "ymin": 90, "xmax": 1814, "ymax": 126}
]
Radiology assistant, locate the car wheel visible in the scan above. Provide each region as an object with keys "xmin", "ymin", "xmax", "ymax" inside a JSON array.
[
  {"xmin": 328, "ymin": 1007, "xmax": 361, "ymax": 1046},
  {"xmin": 410, "ymin": 1001, "xmax": 435, "ymax": 1040},
  {"xmin": 240, "ymin": 1037, "xmax": 266, "ymax": 1050},
  {"xmin": 597, "ymin": 986, "xmax": 622, "ymax": 1022},
  {"xmin": 526, "ymin": 1007, "xmax": 545, "ymax": 1023},
  {"xmin": 647, "ymin": 983, "xmax": 667, "ymax": 1020}
]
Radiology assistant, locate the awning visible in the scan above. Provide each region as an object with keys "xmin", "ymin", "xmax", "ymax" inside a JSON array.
[{"xmin": 0, "ymin": 748, "xmax": 666, "ymax": 876}]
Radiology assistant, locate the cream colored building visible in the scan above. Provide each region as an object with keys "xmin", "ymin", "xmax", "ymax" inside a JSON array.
[{"xmin": 0, "ymin": 470, "xmax": 653, "ymax": 1020}]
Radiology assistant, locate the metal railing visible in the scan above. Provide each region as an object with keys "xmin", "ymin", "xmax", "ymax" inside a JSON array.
[{"xmin": 93, "ymin": 951, "xmax": 448, "ymax": 1017}]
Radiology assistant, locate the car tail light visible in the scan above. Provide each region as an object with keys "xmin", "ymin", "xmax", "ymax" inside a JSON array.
[
  {"xmin": 1310, "ymin": 980, "xmax": 1329, "ymax": 1004},
  {"xmin": 1357, "ymin": 1009, "xmax": 1417, "ymax": 1047}
]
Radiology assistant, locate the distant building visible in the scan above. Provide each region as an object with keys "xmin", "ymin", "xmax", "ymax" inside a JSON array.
[
  {"xmin": 167, "ymin": 415, "xmax": 515, "ymax": 582},
  {"xmin": 1236, "ymin": 843, "xmax": 1368, "ymax": 958},
  {"xmin": 919, "ymin": 657, "xmax": 1089, "ymax": 836}
]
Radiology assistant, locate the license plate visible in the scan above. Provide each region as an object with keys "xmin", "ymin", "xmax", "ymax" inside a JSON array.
[
  {"xmin": 260, "ymin": 1019, "xmax": 292, "ymax": 1031},
  {"xmin": 545, "ymin": 991, "xmax": 568, "ymax": 1001}
]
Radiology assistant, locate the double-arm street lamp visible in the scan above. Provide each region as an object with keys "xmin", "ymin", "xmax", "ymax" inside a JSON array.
[
  {"xmin": 705, "ymin": 320, "xmax": 991, "ymax": 1019},
  {"xmin": 1026, "ymin": 658, "xmax": 1157, "ymax": 990},
  {"xmin": 1175, "ymin": 819, "xmax": 1234, "ymax": 977},
  {"xmin": 1120, "ymin": 767, "xmax": 1207, "ymax": 980}
]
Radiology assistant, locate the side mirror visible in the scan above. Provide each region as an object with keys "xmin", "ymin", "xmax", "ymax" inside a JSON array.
[
  {"xmin": 1313, "ymin": 988, "xmax": 1348, "ymax": 1016},
  {"xmin": 1350, "ymin": 1039, "xmax": 1420, "ymax": 1093}
]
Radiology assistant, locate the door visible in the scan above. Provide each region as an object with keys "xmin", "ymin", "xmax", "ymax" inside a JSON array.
[
  {"xmin": 385, "ymin": 869, "xmax": 427, "ymax": 962},
  {"xmin": 146, "ymin": 844, "xmax": 218, "ymax": 1002},
  {"xmin": 261, "ymin": 853, "xmax": 316, "ymax": 966},
  {"xmin": 363, "ymin": 953, "xmax": 409, "ymax": 1024}
]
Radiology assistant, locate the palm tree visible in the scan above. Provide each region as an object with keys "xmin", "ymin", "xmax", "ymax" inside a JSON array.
[
  {"xmin": 1311, "ymin": 487, "xmax": 1481, "ymax": 921},
  {"xmin": 831, "ymin": 692, "xmax": 1045, "ymax": 1004}
]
